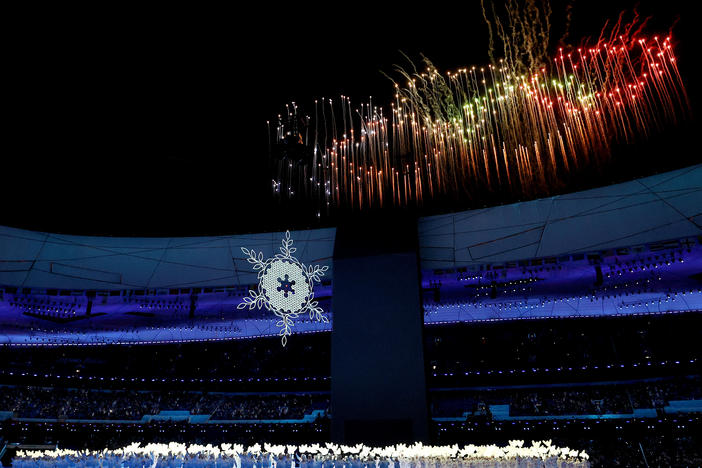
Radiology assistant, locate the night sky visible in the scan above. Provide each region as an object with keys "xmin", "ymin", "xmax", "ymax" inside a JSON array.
[{"xmin": 3, "ymin": 1, "xmax": 698, "ymax": 236}]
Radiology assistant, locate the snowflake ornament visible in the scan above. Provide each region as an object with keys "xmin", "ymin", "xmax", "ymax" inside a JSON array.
[{"xmin": 238, "ymin": 231, "xmax": 329, "ymax": 346}]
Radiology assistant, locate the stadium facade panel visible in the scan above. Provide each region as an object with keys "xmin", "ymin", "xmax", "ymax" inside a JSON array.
[{"xmin": 418, "ymin": 164, "xmax": 702, "ymax": 269}]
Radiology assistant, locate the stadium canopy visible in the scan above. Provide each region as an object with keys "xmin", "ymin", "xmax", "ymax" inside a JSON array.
[
  {"xmin": 0, "ymin": 227, "xmax": 335, "ymax": 291},
  {"xmin": 419, "ymin": 165, "xmax": 702, "ymax": 269},
  {"xmin": 1, "ymin": 165, "xmax": 700, "ymax": 290}
]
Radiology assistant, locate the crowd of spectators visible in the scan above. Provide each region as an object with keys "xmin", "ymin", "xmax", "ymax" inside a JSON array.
[
  {"xmin": 425, "ymin": 312, "xmax": 701, "ymax": 379},
  {"xmin": 430, "ymin": 376, "xmax": 701, "ymax": 418},
  {"xmin": 0, "ymin": 386, "xmax": 328, "ymax": 421},
  {"xmin": 12, "ymin": 376, "xmax": 698, "ymax": 423},
  {"xmin": 2, "ymin": 313, "xmax": 699, "ymax": 392},
  {"xmin": 1, "ymin": 419, "xmax": 329, "ymax": 448},
  {"xmin": 1, "ymin": 311, "xmax": 699, "ymax": 467},
  {"xmin": 509, "ymin": 387, "xmax": 632, "ymax": 416},
  {"xmin": 0, "ymin": 333, "xmax": 331, "ymax": 383},
  {"xmin": 211, "ymin": 394, "xmax": 317, "ymax": 420},
  {"xmin": 432, "ymin": 415, "xmax": 702, "ymax": 467},
  {"xmin": 2, "ymin": 417, "xmax": 701, "ymax": 466},
  {"xmin": 551, "ymin": 433, "xmax": 702, "ymax": 467}
]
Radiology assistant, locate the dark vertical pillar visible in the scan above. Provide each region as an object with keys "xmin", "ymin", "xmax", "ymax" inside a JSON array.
[
  {"xmin": 594, "ymin": 265, "xmax": 603, "ymax": 286},
  {"xmin": 189, "ymin": 293, "xmax": 197, "ymax": 319},
  {"xmin": 86, "ymin": 291, "xmax": 95, "ymax": 316},
  {"xmin": 331, "ymin": 213, "xmax": 428, "ymax": 444}
]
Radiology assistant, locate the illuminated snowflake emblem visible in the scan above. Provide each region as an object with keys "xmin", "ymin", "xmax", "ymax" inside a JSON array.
[{"xmin": 238, "ymin": 231, "xmax": 329, "ymax": 346}]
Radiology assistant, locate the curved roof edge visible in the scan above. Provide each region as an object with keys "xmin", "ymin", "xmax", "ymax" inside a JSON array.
[
  {"xmin": 2, "ymin": 165, "xmax": 700, "ymax": 288},
  {"xmin": 0, "ymin": 227, "xmax": 335, "ymax": 290},
  {"xmin": 418, "ymin": 165, "xmax": 702, "ymax": 269}
]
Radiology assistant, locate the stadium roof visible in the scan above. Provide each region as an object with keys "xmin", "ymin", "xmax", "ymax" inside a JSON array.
[
  {"xmin": 419, "ymin": 165, "xmax": 702, "ymax": 269},
  {"xmin": 0, "ymin": 165, "xmax": 700, "ymax": 290},
  {"xmin": 0, "ymin": 228, "xmax": 335, "ymax": 291}
]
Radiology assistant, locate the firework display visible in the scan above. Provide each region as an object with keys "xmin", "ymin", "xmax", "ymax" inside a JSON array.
[{"xmin": 270, "ymin": 18, "xmax": 689, "ymax": 211}]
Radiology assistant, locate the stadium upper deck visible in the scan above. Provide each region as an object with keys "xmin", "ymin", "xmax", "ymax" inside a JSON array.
[{"xmin": 1, "ymin": 165, "xmax": 700, "ymax": 345}]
